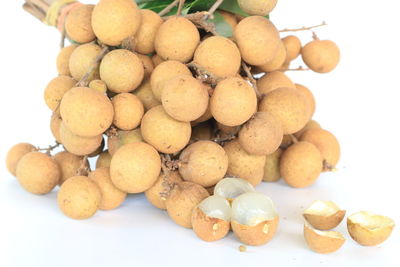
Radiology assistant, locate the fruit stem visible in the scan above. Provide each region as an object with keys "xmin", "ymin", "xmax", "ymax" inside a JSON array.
[
  {"xmin": 279, "ymin": 21, "xmax": 327, "ymax": 33},
  {"xmin": 241, "ymin": 61, "xmax": 261, "ymax": 99},
  {"xmin": 289, "ymin": 134, "xmax": 299, "ymax": 144},
  {"xmin": 36, "ymin": 141, "xmax": 60, "ymax": 155},
  {"xmin": 76, "ymin": 45, "xmax": 109, "ymax": 87},
  {"xmin": 204, "ymin": 0, "xmax": 224, "ymax": 20},
  {"xmin": 76, "ymin": 155, "xmax": 89, "ymax": 176},
  {"xmin": 158, "ymin": 0, "xmax": 180, "ymax": 17},
  {"xmin": 187, "ymin": 62, "xmax": 222, "ymax": 87},
  {"xmin": 323, "ymin": 160, "xmax": 337, "ymax": 172},
  {"xmin": 176, "ymin": 0, "xmax": 185, "ymax": 16}
]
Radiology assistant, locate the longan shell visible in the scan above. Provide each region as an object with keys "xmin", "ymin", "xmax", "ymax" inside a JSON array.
[
  {"xmin": 54, "ymin": 151, "xmax": 87, "ymax": 185},
  {"xmin": 96, "ymin": 150, "xmax": 112, "ymax": 169},
  {"xmin": 135, "ymin": 9, "xmax": 163, "ymax": 54},
  {"xmin": 256, "ymin": 71, "xmax": 295, "ymax": 95},
  {"xmin": 56, "ymin": 45, "xmax": 78, "ymax": 76},
  {"xmin": 133, "ymin": 79, "xmax": 160, "ymax": 111},
  {"xmin": 135, "ymin": 53, "xmax": 154, "ymax": 78},
  {"xmin": 282, "ymin": 35, "xmax": 301, "ymax": 61},
  {"xmin": 154, "ymin": 17, "xmax": 200, "ymax": 63},
  {"xmin": 16, "ymin": 152, "xmax": 60, "ymax": 194},
  {"xmin": 237, "ymin": 0, "xmax": 278, "ymax": 16},
  {"xmin": 107, "ymin": 128, "xmax": 143, "ymax": 156},
  {"xmin": 223, "ymin": 140, "xmax": 266, "ymax": 186},
  {"xmin": 110, "ymin": 142, "xmax": 161, "ymax": 193},
  {"xmin": 191, "ymin": 207, "xmax": 230, "ymax": 242},
  {"xmin": 50, "ymin": 113, "xmax": 62, "ymax": 143},
  {"xmin": 301, "ymin": 40, "xmax": 340, "ymax": 73},
  {"xmin": 234, "ymin": 16, "xmax": 280, "ymax": 65},
  {"xmin": 296, "ymin": 84, "xmax": 316, "ymax": 119},
  {"xmin": 141, "ymin": 105, "xmax": 191, "ymax": 154},
  {"xmin": 210, "ymin": 77, "xmax": 257, "ymax": 127},
  {"xmin": 69, "ymin": 43, "xmax": 102, "ymax": 81},
  {"xmin": 65, "ymin": 4, "xmax": 95, "ymax": 43},
  {"xmin": 304, "ymin": 210, "xmax": 346, "ymax": 231},
  {"xmin": 60, "ymin": 122, "xmax": 103, "ymax": 156},
  {"xmin": 112, "ymin": 93, "xmax": 144, "ymax": 130},
  {"xmin": 259, "ymin": 87, "xmax": 310, "ymax": 134},
  {"xmin": 280, "ymin": 141, "xmax": 322, "ymax": 188},
  {"xmin": 60, "ymin": 87, "xmax": 114, "ymax": 137},
  {"xmin": 231, "ymin": 216, "xmax": 279, "ymax": 246},
  {"xmin": 257, "ymin": 41, "xmax": 287, "ymax": 73},
  {"xmin": 304, "ymin": 224, "xmax": 345, "ymax": 253},
  {"xmin": 57, "ymin": 176, "xmax": 101, "ymax": 219},
  {"xmin": 263, "ymin": 148, "xmax": 282, "ymax": 182},
  {"xmin": 6, "ymin": 143, "xmax": 36, "ymax": 176},
  {"xmin": 92, "ymin": 0, "xmax": 141, "ymax": 46},
  {"xmin": 44, "ymin": 76, "xmax": 76, "ymax": 111},
  {"xmin": 294, "ymin": 120, "xmax": 321, "ymax": 139}
]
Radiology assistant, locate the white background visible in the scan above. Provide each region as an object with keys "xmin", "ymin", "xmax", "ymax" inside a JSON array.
[{"xmin": 0, "ymin": 1, "xmax": 399, "ymax": 266}]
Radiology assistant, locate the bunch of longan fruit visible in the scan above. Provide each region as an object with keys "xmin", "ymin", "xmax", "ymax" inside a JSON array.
[{"xmin": 8, "ymin": 0, "xmax": 342, "ymax": 246}]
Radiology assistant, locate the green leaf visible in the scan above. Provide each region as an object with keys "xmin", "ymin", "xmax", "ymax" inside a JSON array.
[
  {"xmin": 187, "ymin": 0, "xmax": 216, "ymax": 12},
  {"xmin": 209, "ymin": 11, "xmax": 233, "ymax": 37}
]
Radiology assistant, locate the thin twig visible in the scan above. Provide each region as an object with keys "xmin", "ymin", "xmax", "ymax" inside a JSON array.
[
  {"xmin": 187, "ymin": 62, "xmax": 223, "ymax": 87},
  {"xmin": 204, "ymin": 0, "xmax": 223, "ymax": 20},
  {"xmin": 282, "ymin": 65, "xmax": 310, "ymax": 72},
  {"xmin": 158, "ymin": 0, "xmax": 180, "ymax": 16},
  {"xmin": 60, "ymin": 27, "xmax": 66, "ymax": 48},
  {"xmin": 241, "ymin": 61, "xmax": 261, "ymax": 99},
  {"xmin": 279, "ymin": 21, "xmax": 327, "ymax": 33},
  {"xmin": 176, "ymin": 0, "xmax": 185, "ymax": 15},
  {"xmin": 36, "ymin": 142, "xmax": 61, "ymax": 155},
  {"xmin": 184, "ymin": 11, "xmax": 219, "ymax": 35},
  {"xmin": 76, "ymin": 45, "xmax": 109, "ymax": 87},
  {"xmin": 76, "ymin": 155, "xmax": 89, "ymax": 176},
  {"xmin": 289, "ymin": 134, "xmax": 299, "ymax": 144}
]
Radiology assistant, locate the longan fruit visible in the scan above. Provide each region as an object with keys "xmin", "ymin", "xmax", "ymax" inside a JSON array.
[
  {"xmin": 301, "ymin": 40, "xmax": 340, "ymax": 73},
  {"xmin": 89, "ymin": 79, "xmax": 107, "ymax": 93},
  {"xmin": 69, "ymin": 43, "xmax": 102, "ymax": 82},
  {"xmin": 219, "ymin": 10, "xmax": 237, "ymax": 29},
  {"xmin": 88, "ymin": 139, "xmax": 105, "ymax": 158},
  {"xmin": 6, "ymin": 143, "xmax": 35, "ymax": 176},
  {"xmin": 217, "ymin": 122, "xmax": 240, "ymax": 138},
  {"xmin": 282, "ymin": 35, "xmax": 301, "ymax": 61},
  {"xmin": 57, "ymin": 176, "xmax": 101, "ymax": 219},
  {"xmin": 89, "ymin": 167, "xmax": 127, "ymax": 210},
  {"xmin": 135, "ymin": 9, "xmax": 163, "ymax": 54},
  {"xmin": 154, "ymin": 16, "xmax": 200, "ymax": 63},
  {"xmin": 295, "ymin": 83, "xmax": 316, "ymax": 118},
  {"xmin": 161, "ymin": 75, "xmax": 209, "ymax": 122},
  {"xmin": 60, "ymin": 122, "xmax": 103, "ymax": 156},
  {"xmin": 135, "ymin": 53, "xmax": 154, "ymax": 78},
  {"xmin": 133, "ymin": 79, "xmax": 160, "ymax": 111},
  {"xmin": 91, "ymin": 0, "xmax": 141, "ymax": 46},
  {"xmin": 234, "ymin": 16, "xmax": 280, "ymax": 65},
  {"xmin": 263, "ymin": 148, "xmax": 282, "ymax": 182},
  {"xmin": 280, "ymin": 141, "xmax": 322, "ymax": 188},
  {"xmin": 210, "ymin": 77, "xmax": 257, "ymax": 127},
  {"xmin": 257, "ymin": 40, "xmax": 287, "ymax": 73},
  {"xmin": 44, "ymin": 76, "xmax": 76, "ymax": 111},
  {"xmin": 54, "ymin": 151, "xmax": 87, "ymax": 185},
  {"xmin": 223, "ymin": 140, "xmax": 266, "ymax": 186},
  {"xmin": 192, "ymin": 103, "xmax": 213, "ymax": 124},
  {"xmin": 100, "ymin": 49, "xmax": 144, "ymax": 93},
  {"xmin": 238, "ymin": 112, "xmax": 283, "ymax": 155},
  {"xmin": 50, "ymin": 113, "xmax": 62, "ymax": 143},
  {"xmin": 56, "ymin": 44, "xmax": 78, "ymax": 76},
  {"xmin": 294, "ymin": 120, "xmax": 321, "ymax": 139},
  {"xmin": 256, "ymin": 71, "xmax": 295, "ymax": 95},
  {"xmin": 238, "ymin": 0, "xmax": 278, "ymax": 16},
  {"xmin": 259, "ymin": 87, "xmax": 310, "ymax": 134},
  {"xmin": 60, "ymin": 87, "xmax": 114, "ymax": 137},
  {"xmin": 112, "ymin": 93, "xmax": 144, "ymax": 130},
  {"xmin": 191, "ymin": 122, "xmax": 213, "ymax": 141},
  {"xmin": 150, "ymin": 60, "xmax": 192, "ymax": 101},
  {"xmin": 96, "ymin": 150, "xmax": 112, "ymax": 169},
  {"xmin": 280, "ymin": 134, "xmax": 293, "ymax": 149},
  {"xmin": 193, "ymin": 36, "xmax": 241, "ymax": 77},
  {"xmin": 16, "ymin": 152, "xmax": 60, "ymax": 194},
  {"xmin": 152, "ymin": 54, "xmax": 165, "ymax": 67},
  {"xmin": 179, "ymin": 141, "xmax": 229, "ymax": 187},
  {"xmin": 65, "ymin": 4, "xmax": 95, "ymax": 43},
  {"xmin": 141, "ymin": 106, "xmax": 191, "ymax": 154},
  {"xmin": 107, "ymin": 128, "xmax": 143, "ymax": 155},
  {"xmin": 110, "ymin": 142, "xmax": 161, "ymax": 193}
]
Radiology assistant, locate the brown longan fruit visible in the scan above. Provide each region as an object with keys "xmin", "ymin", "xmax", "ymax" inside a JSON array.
[
  {"xmin": 280, "ymin": 134, "xmax": 293, "ymax": 149},
  {"xmin": 16, "ymin": 152, "xmax": 60, "ymax": 194},
  {"xmin": 191, "ymin": 122, "xmax": 213, "ymax": 141},
  {"xmin": 56, "ymin": 44, "xmax": 78, "ymax": 76},
  {"xmin": 110, "ymin": 142, "xmax": 161, "ymax": 193},
  {"xmin": 219, "ymin": 10, "xmax": 237, "ymax": 29},
  {"xmin": 88, "ymin": 139, "xmax": 105, "ymax": 158},
  {"xmin": 238, "ymin": 112, "xmax": 283, "ymax": 155},
  {"xmin": 152, "ymin": 54, "xmax": 165, "ymax": 67},
  {"xmin": 112, "ymin": 93, "xmax": 144, "ymax": 130},
  {"xmin": 96, "ymin": 150, "xmax": 112, "ymax": 169},
  {"xmin": 60, "ymin": 122, "xmax": 103, "ymax": 156},
  {"xmin": 210, "ymin": 77, "xmax": 257, "ymax": 127},
  {"xmin": 44, "ymin": 76, "xmax": 76, "ymax": 111},
  {"xmin": 282, "ymin": 35, "xmax": 302, "ymax": 61},
  {"xmin": 259, "ymin": 87, "xmax": 310, "ymax": 134},
  {"xmin": 135, "ymin": 53, "xmax": 154, "ymax": 78},
  {"xmin": 224, "ymin": 140, "xmax": 266, "ymax": 186},
  {"xmin": 6, "ymin": 143, "xmax": 35, "ymax": 176},
  {"xmin": 216, "ymin": 122, "xmax": 241, "ymax": 138},
  {"xmin": 280, "ymin": 141, "xmax": 322, "ymax": 188},
  {"xmin": 60, "ymin": 87, "xmax": 114, "ymax": 137},
  {"xmin": 179, "ymin": 141, "xmax": 229, "ymax": 187},
  {"xmin": 89, "ymin": 167, "xmax": 127, "ymax": 210},
  {"xmin": 65, "ymin": 4, "xmax": 95, "ymax": 43},
  {"xmin": 141, "ymin": 105, "xmax": 191, "ymax": 154},
  {"xmin": 256, "ymin": 71, "xmax": 295, "ymax": 95},
  {"xmin": 54, "ymin": 151, "xmax": 87, "ymax": 185},
  {"xmin": 57, "ymin": 176, "xmax": 101, "ymax": 219},
  {"xmin": 50, "ymin": 114, "xmax": 62, "ymax": 143},
  {"xmin": 294, "ymin": 120, "xmax": 321, "ymax": 139},
  {"xmin": 150, "ymin": 60, "xmax": 192, "ymax": 101},
  {"xmin": 193, "ymin": 36, "xmax": 241, "ymax": 78},
  {"xmin": 154, "ymin": 17, "xmax": 200, "ymax": 63},
  {"xmin": 161, "ymin": 75, "xmax": 209, "ymax": 122},
  {"xmin": 133, "ymin": 79, "xmax": 160, "ymax": 111},
  {"xmin": 295, "ymin": 83, "xmax": 316, "ymax": 118},
  {"xmin": 91, "ymin": 0, "xmax": 141, "ymax": 46},
  {"xmin": 107, "ymin": 128, "xmax": 143, "ymax": 155},
  {"xmin": 100, "ymin": 49, "xmax": 144, "ymax": 93},
  {"xmin": 234, "ymin": 16, "xmax": 280, "ymax": 66},
  {"xmin": 257, "ymin": 40, "xmax": 287, "ymax": 73},
  {"xmin": 89, "ymin": 79, "xmax": 107, "ymax": 93},
  {"xmin": 238, "ymin": 0, "xmax": 278, "ymax": 16},
  {"xmin": 302, "ymin": 40, "xmax": 340, "ymax": 73},
  {"xmin": 69, "ymin": 43, "xmax": 102, "ymax": 81},
  {"xmin": 135, "ymin": 9, "xmax": 163, "ymax": 54},
  {"xmin": 263, "ymin": 148, "xmax": 282, "ymax": 182}
]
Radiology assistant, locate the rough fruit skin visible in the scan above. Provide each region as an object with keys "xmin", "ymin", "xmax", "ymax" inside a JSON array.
[
  {"xmin": 263, "ymin": 148, "xmax": 282, "ymax": 182},
  {"xmin": 295, "ymin": 84, "xmax": 316, "ymax": 119},
  {"xmin": 231, "ymin": 217, "xmax": 279, "ymax": 246},
  {"xmin": 44, "ymin": 76, "xmax": 76, "ymax": 112},
  {"xmin": 135, "ymin": 9, "xmax": 163, "ymax": 54},
  {"xmin": 56, "ymin": 45, "xmax": 77, "ymax": 76},
  {"xmin": 304, "ymin": 210, "xmax": 346, "ymax": 231},
  {"xmin": 256, "ymin": 71, "xmax": 295, "ymax": 95},
  {"xmin": 107, "ymin": 128, "xmax": 143, "ymax": 156},
  {"xmin": 54, "ymin": 151, "xmax": 87, "ymax": 185},
  {"xmin": 257, "ymin": 41, "xmax": 287, "ymax": 73},
  {"xmin": 136, "ymin": 53, "xmax": 154, "ymax": 78},
  {"xmin": 110, "ymin": 142, "xmax": 161, "ymax": 193},
  {"xmin": 282, "ymin": 35, "xmax": 302, "ymax": 61},
  {"xmin": 302, "ymin": 40, "xmax": 340, "ymax": 73},
  {"xmin": 6, "ymin": 143, "xmax": 35, "ymax": 176},
  {"xmin": 60, "ymin": 87, "xmax": 114, "ymax": 137},
  {"xmin": 141, "ymin": 106, "xmax": 191, "ymax": 154},
  {"xmin": 304, "ymin": 224, "xmax": 345, "ymax": 253},
  {"xmin": 154, "ymin": 17, "xmax": 200, "ymax": 63},
  {"xmin": 179, "ymin": 141, "xmax": 229, "ymax": 187},
  {"xmin": 193, "ymin": 36, "xmax": 241, "ymax": 78},
  {"xmin": 191, "ymin": 207, "xmax": 230, "ymax": 242},
  {"xmin": 294, "ymin": 120, "xmax": 321, "ymax": 139},
  {"xmin": 133, "ymin": 79, "xmax": 161, "ymax": 111},
  {"xmin": 96, "ymin": 151, "xmax": 112, "ymax": 169},
  {"xmin": 91, "ymin": 0, "xmax": 141, "ymax": 46},
  {"xmin": 65, "ymin": 4, "xmax": 95, "ymax": 43},
  {"xmin": 112, "ymin": 93, "xmax": 144, "ymax": 130},
  {"xmin": 210, "ymin": 77, "xmax": 257, "ymax": 127},
  {"xmin": 238, "ymin": 0, "xmax": 278, "ymax": 16},
  {"xmin": 234, "ymin": 16, "xmax": 280, "ymax": 66},
  {"xmin": 57, "ymin": 176, "xmax": 101, "ymax": 220},
  {"xmin": 280, "ymin": 141, "xmax": 323, "ymax": 188},
  {"xmin": 69, "ymin": 43, "xmax": 102, "ymax": 81},
  {"xmin": 16, "ymin": 152, "xmax": 60, "ymax": 195}
]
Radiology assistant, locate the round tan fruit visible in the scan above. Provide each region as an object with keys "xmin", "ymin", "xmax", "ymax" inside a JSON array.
[
  {"xmin": 302, "ymin": 40, "xmax": 340, "ymax": 73},
  {"xmin": 282, "ymin": 35, "xmax": 301, "ymax": 61},
  {"xmin": 294, "ymin": 120, "xmax": 321, "ymax": 139},
  {"xmin": 6, "ymin": 143, "xmax": 36, "ymax": 176},
  {"xmin": 280, "ymin": 134, "xmax": 293, "ymax": 149},
  {"xmin": 304, "ymin": 223, "xmax": 345, "ymax": 254},
  {"xmin": 238, "ymin": 0, "xmax": 278, "ymax": 16},
  {"xmin": 44, "ymin": 76, "xmax": 76, "ymax": 111},
  {"xmin": 54, "ymin": 151, "xmax": 87, "ymax": 185},
  {"xmin": 112, "ymin": 93, "xmax": 144, "ymax": 130},
  {"xmin": 56, "ymin": 44, "xmax": 78, "ymax": 76},
  {"xmin": 135, "ymin": 9, "xmax": 163, "ymax": 54},
  {"xmin": 133, "ymin": 78, "xmax": 161, "ymax": 111},
  {"xmin": 65, "ymin": 4, "xmax": 95, "ymax": 43},
  {"xmin": 69, "ymin": 43, "xmax": 102, "ymax": 81},
  {"xmin": 257, "ymin": 41, "xmax": 287, "ymax": 73},
  {"xmin": 256, "ymin": 71, "xmax": 295, "ymax": 95},
  {"xmin": 152, "ymin": 54, "xmax": 165, "ymax": 67},
  {"xmin": 135, "ymin": 53, "xmax": 154, "ymax": 78},
  {"xmin": 107, "ymin": 128, "xmax": 143, "ymax": 156},
  {"xmin": 303, "ymin": 200, "xmax": 346, "ymax": 230},
  {"xmin": 96, "ymin": 150, "xmax": 112, "ymax": 169},
  {"xmin": 263, "ymin": 148, "xmax": 282, "ymax": 182},
  {"xmin": 296, "ymin": 83, "xmax": 316, "ymax": 119},
  {"xmin": 89, "ymin": 79, "xmax": 107, "ymax": 93},
  {"xmin": 50, "ymin": 114, "xmax": 62, "ymax": 143}
]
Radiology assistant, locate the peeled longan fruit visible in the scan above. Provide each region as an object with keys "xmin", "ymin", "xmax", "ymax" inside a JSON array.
[
  {"xmin": 155, "ymin": 17, "xmax": 200, "ymax": 63},
  {"xmin": 191, "ymin": 122, "xmax": 213, "ymax": 141},
  {"xmin": 257, "ymin": 41, "xmax": 287, "ymax": 73},
  {"xmin": 256, "ymin": 71, "xmax": 295, "ymax": 95},
  {"xmin": 56, "ymin": 45, "xmax": 77, "ymax": 76},
  {"xmin": 133, "ymin": 79, "xmax": 160, "ymax": 111},
  {"xmin": 224, "ymin": 140, "xmax": 266, "ymax": 186},
  {"xmin": 234, "ymin": 16, "xmax": 280, "ymax": 66},
  {"xmin": 60, "ymin": 122, "xmax": 103, "ymax": 156},
  {"xmin": 259, "ymin": 87, "xmax": 310, "ymax": 134},
  {"xmin": 141, "ymin": 105, "xmax": 191, "ymax": 154},
  {"xmin": 239, "ymin": 112, "xmax": 283, "ymax": 155},
  {"xmin": 238, "ymin": 0, "xmax": 278, "ymax": 16},
  {"xmin": 50, "ymin": 114, "xmax": 62, "ymax": 143},
  {"xmin": 263, "ymin": 148, "xmax": 282, "ymax": 182},
  {"xmin": 282, "ymin": 35, "xmax": 301, "ymax": 61},
  {"xmin": 294, "ymin": 120, "xmax": 321, "ymax": 139},
  {"xmin": 210, "ymin": 77, "xmax": 257, "ymax": 127},
  {"xmin": 58, "ymin": 176, "xmax": 101, "ymax": 219},
  {"xmin": 92, "ymin": 0, "xmax": 141, "ymax": 46},
  {"xmin": 135, "ymin": 53, "xmax": 154, "ymax": 78},
  {"xmin": 193, "ymin": 36, "xmax": 241, "ymax": 77},
  {"xmin": 112, "ymin": 93, "xmax": 144, "ymax": 130},
  {"xmin": 54, "ymin": 151, "xmax": 87, "ymax": 185},
  {"xmin": 110, "ymin": 142, "xmax": 161, "ymax": 193},
  {"xmin": 302, "ymin": 40, "xmax": 340, "ymax": 73},
  {"xmin": 60, "ymin": 87, "xmax": 114, "ymax": 137},
  {"xmin": 96, "ymin": 150, "xmax": 111, "ymax": 169},
  {"xmin": 100, "ymin": 49, "xmax": 144, "ymax": 93},
  {"xmin": 65, "ymin": 4, "xmax": 95, "ymax": 43},
  {"xmin": 135, "ymin": 9, "xmax": 163, "ymax": 54},
  {"xmin": 69, "ymin": 43, "xmax": 102, "ymax": 81},
  {"xmin": 150, "ymin": 60, "xmax": 192, "ymax": 101},
  {"xmin": 107, "ymin": 128, "xmax": 143, "ymax": 156},
  {"xmin": 44, "ymin": 76, "xmax": 75, "ymax": 111},
  {"xmin": 89, "ymin": 167, "xmax": 127, "ymax": 210},
  {"xmin": 219, "ymin": 10, "xmax": 237, "ymax": 29},
  {"xmin": 280, "ymin": 141, "xmax": 322, "ymax": 188},
  {"xmin": 179, "ymin": 141, "xmax": 228, "ymax": 187},
  {"xmin": 162, "ymin": 75, "xmax": 209, "ymax": 122},
  {"xmin": 6, "ymin": 143, "xmax": 35, "ymax": 176},
  {"xmin": 16, "ymin": 152, "xmax": 60, "ymax": 194}
]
